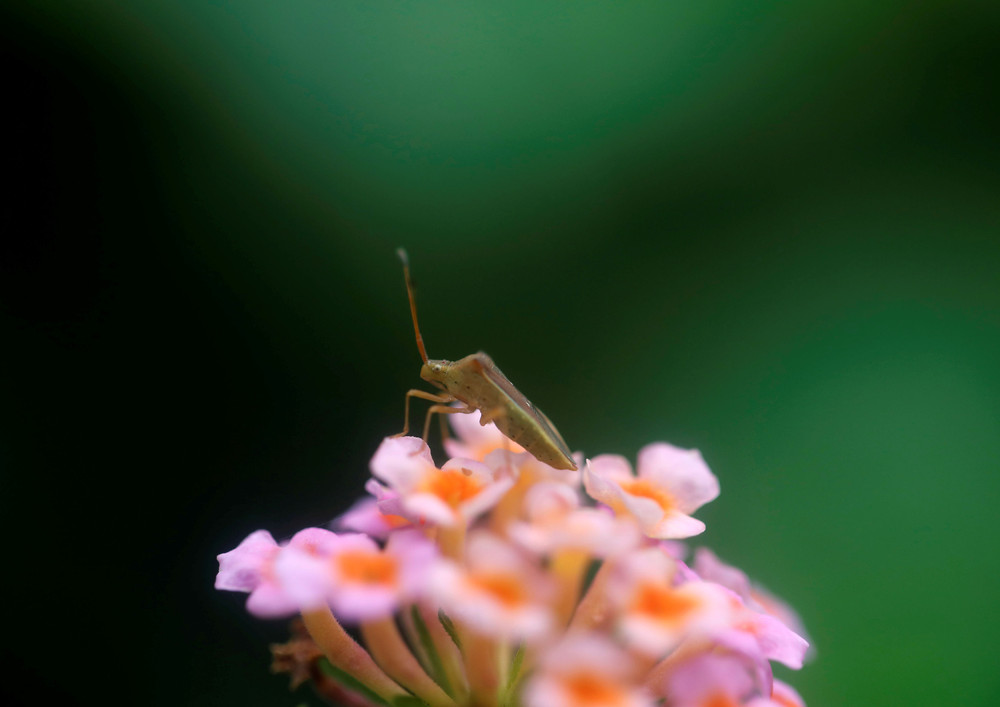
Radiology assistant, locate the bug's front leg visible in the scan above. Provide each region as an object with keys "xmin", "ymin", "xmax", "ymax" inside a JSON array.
[
  {"xmin": 422, "ymin": 404, "xmax": 474, "ymax": 445},
  {"xmin": 393, "ymin": 389, "xmax": 456, "ymax": 438}
]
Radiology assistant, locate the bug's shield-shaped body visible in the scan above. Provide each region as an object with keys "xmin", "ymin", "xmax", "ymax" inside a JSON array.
[{"xmin": 420, "ymin": 352, "xmax": 577, "ymax": 471}]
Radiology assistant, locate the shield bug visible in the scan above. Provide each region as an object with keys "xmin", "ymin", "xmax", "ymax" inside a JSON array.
[{"xmin": 394, "ymin": 249, "xmax": 577, "ymax": 471}]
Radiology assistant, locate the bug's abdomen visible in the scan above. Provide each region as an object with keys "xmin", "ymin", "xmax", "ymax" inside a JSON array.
[
  {"xmin": 490, "ymin": 407, "xmax": 576, "ymax": 470},
  {"xmin": 441, "ymin": 353, "xmax": 577, "ymax": 471}
]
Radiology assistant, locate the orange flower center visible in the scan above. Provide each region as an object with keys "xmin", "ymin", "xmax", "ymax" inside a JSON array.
[
  {"xmin": 337, "ymin": 551, "xmax": 398, "ymax": 587},
  {"xmin": 703, "ymin": 693, "xmax": 740, "ymax": 707},
  {"xmin": 421, "ymin": 468, "xmax": 485, "ymax": 508},
  {"xmin": 620, "ymin": 479, "xmax": 676, "ymax": 512},
  {"xmin": 380, "ymin": 512, "xmax": 411, "ymax": 529},
  {"xmin": 563, "ymin": 673, "xmax": 626, "ymax": 707},
  {"xmin": 631, "ymin": 583, "xmax": 700, "ymax": 624},
  {"xmin": 469, "ymin": 573, "xmax": 526, "ymax": 607}
]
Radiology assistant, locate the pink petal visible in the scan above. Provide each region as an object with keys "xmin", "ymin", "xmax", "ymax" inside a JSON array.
[
  {"xmin": 369, "ymin": 436, "xmax": 435, "ymax": 490},
  {"xmin": 523, "ymin": 481, "xmax": 581, "ymax": 518},
  {"xmin": 288, "ymin": 527, "xmax": 341, "ymax": 555},
  {"xmin": 403, "ymin": 493, "xmax": 463, "ymax": 526},
  {"xmin": 588, "ymin": 454, "xmax": 634, "ymax": 481},
  {"xmin": 386, "ymin": 529, "xmax": 440, "ymax": 599},
  {"xmin": 327, "ymin": 532, "xmax": 381, "ymax": 557},
  {"xmin": 672, "ymin": 559, "xmax": 702, "ymax": 585},
  {"xmin": 271, "ymin": 547, "xmax": 334, "ymax": 612},
  {"xmin": 665, "ymin": 652, "xmax": 762, "ymax": 706},
  {"xmin": 215, "ymin": 530, "xmax": 279, "ymax": 592},
  {"xmin": 752, "ymin": 612, "xmax": 810, "ymax": 670},
  {"xmin": 751, "ymin": 584, "xmax": 814, "ymax": 660},
  {"xmin": 335, "ymin": 497, "xmax": 396, "ymax": 538},
  {"xmin": 444, "ymin": 408, "xmax": 511, "ymax": 457},
  {"xmin": 332, "ymin": 585, "xmax": 400, "ymax": 622},
  {"xmin": 244, "ymin": 580, "xmax": 302, "ymax": 619},
  {"xmin": 693, "ymin": 548, "xmax": 752, "ymax": 601},
  {"xmin": 366, "ymin": 478, "xmax": 412, "ymax": 520},
  {"xmin": 636, "ymin": 443, "xmax": 719, "ymax": 513},
  {"xmin": 653, "ymin": 511, "xmax": 706, "ymax": 539},
  {"xmin": 709, "ymin": 629, "xmax": 775, "ymax": 698},
  {"xmin": 582, "ymin": 459, "xmax": 628, "ymax": 507}
]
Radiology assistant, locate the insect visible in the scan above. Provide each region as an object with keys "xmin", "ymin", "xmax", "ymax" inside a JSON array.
[{"xmin": 394, "ymin": 249, "xmax": 577, "ymax": 471}]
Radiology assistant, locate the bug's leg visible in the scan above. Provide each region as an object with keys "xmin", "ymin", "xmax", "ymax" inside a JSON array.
[
  {"xmin": 393, "ymin": 389, "xmax": 456, "ymax": 438},
  {"xmin": 438, "ymin": 411, "xmax": 451, "ymax": 449},
  {"xmin": 422, "ymin": 404, "xmax": 474, "ymax": 444}
]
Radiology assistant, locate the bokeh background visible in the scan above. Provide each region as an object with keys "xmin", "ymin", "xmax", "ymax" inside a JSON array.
[{"xmin": 4, "ymin": 1, "xmax": 999, "ymax": 706}]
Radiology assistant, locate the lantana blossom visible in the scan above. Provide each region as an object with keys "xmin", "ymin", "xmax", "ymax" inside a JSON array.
[
  {"xmin": 370, "ymin": 435, "xmax": 514, "ymax": 527},
  {"xmin": 508, "ymin": 481, "xmax": 641, "ymax": 557},
  {"xmin": 687, "ymin": 551, "xmax": 809, "ymax": 670},
  {"xmin": 426, "ymin": 531, "xmax": 555, "ymax": 642},
  {"xmin": 333, "ymin": 481, "xmax": 413, "ymax": 539},
  {"xmin": 694, "ymin": 548, "xmax": 813, "ymax": 657},
  {"xmin": 608, "ymin": 547, "xmax": 735, "ymax": 657},
  {"xmin": 216, "ymin": 431, "xmax": 813, "ymax": 707},
  {"xmin": 216, "ymin": 528, "xmax": 340, "ymax": 618},
  {"xmin": 275, "ymin": 529, "xmax": 438, "ymax": 621},
  {"xmin": 724, "ymin": 596, "xmax": 810, "ymax": 670},
  {"xmin": 662, "ymin": 651, "xmax": 772, "ymax": 707},
  {"xmin": 584, "ymin": 442, "xmax": 719, "ymax": 539},
  {"xmin": 523, "ymin": 633, "xmax": 655, "ymax": 707}
]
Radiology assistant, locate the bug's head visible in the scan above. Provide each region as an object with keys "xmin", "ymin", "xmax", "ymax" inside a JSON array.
[{"xmin": 420, "ymin": 359, "xmax": 452, "ymax": 390}]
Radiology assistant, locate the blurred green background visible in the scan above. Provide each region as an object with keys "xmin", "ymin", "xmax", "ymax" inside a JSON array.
[{"xmin": 4, "ymin": 1, "xmax": 999, "ymax": 706}]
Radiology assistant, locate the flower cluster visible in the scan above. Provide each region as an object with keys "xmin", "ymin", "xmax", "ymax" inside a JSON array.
[{"xmin": 217, "ymin": 410, "xmax": 812, "ymax": 707}]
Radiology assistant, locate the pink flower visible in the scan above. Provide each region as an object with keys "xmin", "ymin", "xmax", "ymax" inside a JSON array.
[
  {"xmin": 215, "ymin": 530, "xmax": 280, "ymax": 593},
  {"xmin": 662, "ymin": 651, "xmax": 768, "ymax": 707},
  {"xmin": 427, "ymin": 531, "xmax": 554, "ymax": 642},
  {"xmin": 693, "ymin": 548, "xmax": 812, "ymax": 658},
  {"xmin": 608, "ymin": 548, "xmax": 734, "ymax": 657},
  {"xmin": 334, "ymin": 491, "xmax": 412, "ymax": 540},
  {"xmin": 734, "ymin": 609, "xmax": 809, "ymax": 670},
  {"xmin": 369, "ymin": 436, "xmax": 514, "ymax": 527},
  {"xmin": 523, "ymin": 633, "xmax": 655, "ymax": 707},
  {"xmin": 275, "ymin": 530, "xmax": 438, "ymax": 622},
  {"xmin": 508, "ymin": 481, "xmax": 641, "ymax": 557},
  {"xmin": 692, "ymin": 549, "xmax": 752, "ymax": 599},
  {"xmin": 692, "ymin": 551, "xmax": 809, "ymax": 670},
  {"xmin": 217, "ymin": 432, "xmax": 813, "ymax": 707},
  {"xmin": 215, "ymin": 528, "xmax": 338, "ymax": 618},
  {"xmin": 584, "ymin": 443, "xmax": 719, "ymax": 539}
]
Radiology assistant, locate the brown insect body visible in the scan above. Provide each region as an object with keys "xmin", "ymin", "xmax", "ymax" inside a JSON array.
[
  {"xmin": 396, "ymin": 248, "xmax": 576, "ymax": 472},
  {"xmin": 421, "ymin": 353, "xmax": 577, "ymax": 471}
]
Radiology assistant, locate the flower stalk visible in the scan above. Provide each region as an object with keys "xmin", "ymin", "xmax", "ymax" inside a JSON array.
[
  {"xmin": 300, "ymin": 606, "xmax": 408, "ymax": 704},
  {"xmin": 360, "ymin": 616, "xmax": 457, "ymax": 707}
]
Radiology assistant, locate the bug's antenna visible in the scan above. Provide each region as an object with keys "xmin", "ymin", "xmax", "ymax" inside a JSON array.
[{"xmin": 397, "ymin": 248, "xmax": 429, "ymax": 364}]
